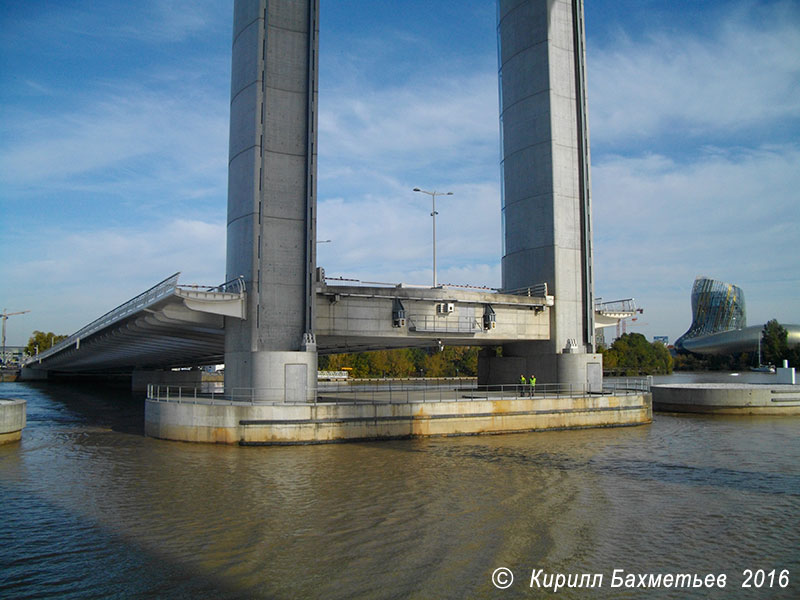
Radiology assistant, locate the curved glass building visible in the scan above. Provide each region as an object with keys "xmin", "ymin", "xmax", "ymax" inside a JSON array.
[
  {"xmin": 676, "ymin": 277, "xmax": 746, "ymax": 346},
  {"xmin": 675, "ymin": 276, "xmax": 800, "ymax": 355}
]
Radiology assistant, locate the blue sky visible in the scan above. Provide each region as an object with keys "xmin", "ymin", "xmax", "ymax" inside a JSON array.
[{"xmin": 1, "ymin": 0, "xmax": 799, "ymax": 348}]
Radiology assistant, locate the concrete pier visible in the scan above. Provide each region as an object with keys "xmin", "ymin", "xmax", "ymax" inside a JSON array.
[
  {"xmin": 652, "ymin": 383, "xmax": 800, "ymax": 415},
  {"xmin": 0, "ymin": 399, "xmax": 26, "ymax": 444},
  {"xmin": 145, "ymin": 387, "xmax": 652, "ymax": 445}
]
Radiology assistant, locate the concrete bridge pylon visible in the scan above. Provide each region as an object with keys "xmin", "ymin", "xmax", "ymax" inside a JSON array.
[
  {"xmin": 225, "ymin": 0, "xmax": 320, "ymax": 402},
  {"xmin": 225, "ymin": 0, "xmax": 602, "ymax": 398},
  {"xmin": 485, "ymin": 0, "xmax": 602, "ymax": 389}
]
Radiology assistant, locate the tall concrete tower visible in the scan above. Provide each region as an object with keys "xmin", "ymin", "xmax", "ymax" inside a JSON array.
[
  {"xmin": 495, "ymin": 0, "xmax": 601, "ymax": 387},
  {"xmin": 225, "ymin": 0, "xmax": 319, "ymax": 401}
]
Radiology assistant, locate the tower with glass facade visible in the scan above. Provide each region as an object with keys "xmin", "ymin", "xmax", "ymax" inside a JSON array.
[{"xmin": 675, "ymin": 277, "xmax": 746, "ymax": 351}]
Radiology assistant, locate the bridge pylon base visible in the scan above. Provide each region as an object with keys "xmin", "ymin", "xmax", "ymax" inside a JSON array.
[
  {"xmin": 224, "ymin": 350, "xmax": 317, "ymax": 403},
  {"xmin": 479, "ymin": 348, "xmax": 603, "ymax": 393}
]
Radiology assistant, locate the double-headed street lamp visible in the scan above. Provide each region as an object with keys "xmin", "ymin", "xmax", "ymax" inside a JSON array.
[{"xmin": 413, "ymin": 187, "xmax": 453, "ymax": 288}]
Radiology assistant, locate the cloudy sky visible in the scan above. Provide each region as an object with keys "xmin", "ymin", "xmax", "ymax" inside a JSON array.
[{"xmin": 1, "ymin": 0, "xmax": 798, "ymax": 347}]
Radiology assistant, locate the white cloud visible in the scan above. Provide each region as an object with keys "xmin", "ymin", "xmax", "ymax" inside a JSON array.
[
  {"xmin": 318, "ymin": 181, "xmax": 501, "ymax": 287},
  {"xmin": 319, "ymin": 70, "xmax": 500, "ymax": 184},
  {"xmin": 587, "ymin": 2, "xmax": 800, "ymax": 342},
  {"xmin": 593, "ymin": 144, "xmax": 800, "ymax": 341},
  {"xmin": 8, "ymin": 0, "xmax": 227, "ymax": 45},
  {"xmin": 0, "ymin": 81, "xmax": 229, "ymax": 206},
  {"xmin": 588, "ymin": 2, "xmax": 800, "ymax": 144},
  {"xmin": 1, "ymin": 219, "xmax": 226, "ymax": 343},
  {"xmin": 315, "ymin": 61, "xmax": 503, "ymax": 290}
]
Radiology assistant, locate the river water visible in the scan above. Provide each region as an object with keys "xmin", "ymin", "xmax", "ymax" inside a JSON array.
[{"xmin": 1, "ymin": 375, "xmax": 798, "ymax": 599}]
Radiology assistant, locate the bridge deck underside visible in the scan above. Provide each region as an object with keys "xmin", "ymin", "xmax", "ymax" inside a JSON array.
[
  {"xmin": 28, "ymin": 284, "xmax": 558, "ymax": 373},
  {"xmin": 30, "ymin": 296, "xmax": 227, "ymax": 372}
]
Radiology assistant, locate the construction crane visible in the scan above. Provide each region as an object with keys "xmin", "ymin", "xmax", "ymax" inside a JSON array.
[{"xmin": 1, "ymin": 308, "xmax": 30, "ymax": 366}]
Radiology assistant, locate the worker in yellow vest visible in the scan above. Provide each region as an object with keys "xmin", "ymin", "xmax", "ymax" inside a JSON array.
[
  {"xmin": 529, "ymin": 374, "xmax": 536, "ymax": 395},
  {"xmin": 519, "ymin": 374, "xmax": 527, "ymax": 395}
]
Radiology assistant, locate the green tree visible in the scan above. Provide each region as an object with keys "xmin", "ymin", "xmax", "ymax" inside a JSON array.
[
  {"xmin": 407, "ymin": 347, "xmax": 428, "ymax": 376},
  {"xmin": 25, "ymin": 330, "xmax": 68, "ymax": 356},
  {"xmin": 318, "ymin": 346, "xmax": 481, "ymax": 378},
  {"xmin": 387, "ymin": 349, "xmax": 416, "ymax": 377},
  {"xmin": 790, "ymin": 346, "xmax": 800, "ymax": 369},
  {"xmin": 651, "ymin": 339, "xmax": 674, "ymax": 374},
  {"xmin": 423, "ymin": 350, "xmax": 448, "ymax": 377},
  {"xmin": 453, "ymin": 347, "xmax": 479, "ymax": 376},
  {"xmin": 761, "ymin": 319, "xmax": 788, "ymax": 366},
  {"xmin": 601, "ymin": 333, "xmax": 673, "ymax": 375}
]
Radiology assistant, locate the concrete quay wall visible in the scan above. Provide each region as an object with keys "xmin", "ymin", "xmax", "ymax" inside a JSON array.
[
  {"xmin": 145, "ymin": 393, "xmax": 652, "ymax": 445},
  {"xmin": 0, "ymin": 399, "xmax": 26, "ymax": 444},
  {"xmin": 652, "ymin": 384, "xmax": 800, "ymax": 415}
]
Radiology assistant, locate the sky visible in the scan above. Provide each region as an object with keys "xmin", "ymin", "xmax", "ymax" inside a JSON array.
[{"xmin": 1, "ymin": 0, "xmax": 799, "ymax": 348}]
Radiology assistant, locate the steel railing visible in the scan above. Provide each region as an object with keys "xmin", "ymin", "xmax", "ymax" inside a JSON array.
[
  {"xmin": 26, "ymin": 273, "xmax": 181, "ymax": 365},
  {"xmin": 595, "ymin": 298, "xmax": 637, "ymax": 314},
  {"xmin": 407, "ymin": 315, "xmax": 483, "ymax": 333},
  {"xmin": 24, "ymin": 274, "xmax": 246, "ymax": 366},
  {"xmin": 146, "ymin": 377, "xmax": 650, "ymax": 406},
  {"xmin": 178, "ymin": 276, "xmax": 246, "ymax": 295},
  {"xmin": 501, "ymin": 283, "xmax": 549, "ymax": 297}
]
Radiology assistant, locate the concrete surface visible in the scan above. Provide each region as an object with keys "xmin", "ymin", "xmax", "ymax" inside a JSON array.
[
  {"xmin": 652, "ymin": 383, "xmax": 800, "ymax": 415},
  {"xmin": 144, "ymin": 391, "xmax": 652, "ymax": 445},
  {"xmin": 225, "ymin": 0, "xmax": 320, "ymax": 401},
  {"xmin": 0, "ymin": 399, "xmax": 26, "ymax": 444},
  {"xmin": 493, "ymin": 0, "xmax": 598, "ymax": 386}
]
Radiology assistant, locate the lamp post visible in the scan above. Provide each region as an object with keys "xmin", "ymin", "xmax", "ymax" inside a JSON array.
[{"xmin": 413, "ymin": 188, "xmax": 453, "ymax": 287}]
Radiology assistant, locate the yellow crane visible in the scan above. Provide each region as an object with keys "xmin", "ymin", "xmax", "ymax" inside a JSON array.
[{"xmin": 2, "ymin": 308, "xmax": 30, "ymax": 365}]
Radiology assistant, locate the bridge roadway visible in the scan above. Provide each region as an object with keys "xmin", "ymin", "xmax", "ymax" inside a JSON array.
[
  {"xmin": 23, "ymin": 273, "xmax": 635, "ymax": 376},
  {"xmin": 23, "ymin": 273, "xmax": 554, "ymax": 374}
]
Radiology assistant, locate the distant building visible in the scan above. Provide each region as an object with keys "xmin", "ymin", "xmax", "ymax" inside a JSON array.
[
  {"xmin": 1, "ymin": 346, "xmax": 27, "ymax": 366},
  {"xmin": 654, "ymin": 336, "xmax": 669, "ymax": 345},
  {"xmin": 675, "ymin": 276, "xmax": 799, "ymax": 355}
]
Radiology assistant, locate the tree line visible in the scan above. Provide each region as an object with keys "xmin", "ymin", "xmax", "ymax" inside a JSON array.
[
  {"xmin": 599, "ymin": 333, "xmax": 673, "ymax": 376},
  {"xmin": 319, "ymin": 346, "xmax": 480, "ymax": 379},
  {"xmin": 25, "ymin": 330, "xmax": 68, "ymax": 356},
  {"xmin": 760, "ymin": 319, "xmax": 800, "ymax": 367}
]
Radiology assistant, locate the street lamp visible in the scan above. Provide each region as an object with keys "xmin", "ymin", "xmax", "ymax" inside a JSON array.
[{"xmin": 413, "ymin": 187, "xmax": 453, "ymax": 287}]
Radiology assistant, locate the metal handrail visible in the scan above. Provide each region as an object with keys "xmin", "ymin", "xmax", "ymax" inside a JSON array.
[
  {"xmin": 26, "ymin": 273, "xmax": 181, "ymax": 365},
  {"xmin": 502, "ymin": 283, "xmax": 549, "ymax": 297},
  {"xmin": 24, "ymin": 273, "xmax": 246, "ymax": 366},
  {"xmin": 177, "ymin": 276, "xmax": 246, "ymax": 295},
  {"xmin": 407, "ymin": 314, "xmax": 482, "ymax": 333},
  {"xmin": 146, "ymin": 378, "xmax": 651, "ymax": 406},
  {"xmin": 595, "ymin": 298, "xmax": 637, "ymax": 314}
]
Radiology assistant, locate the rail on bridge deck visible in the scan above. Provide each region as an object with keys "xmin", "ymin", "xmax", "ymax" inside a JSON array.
[
  {"xmin": 21, "ymin": 273, "xmax": 556, "ymax": 374},
  {"xmin": 594, "ymin": 298, "xmax": 640, "ymax": 328},
  {"xmin": 23, "ymin": 273, "xmax": 244, "ymax": 373},
  {"xmin": 21, "ymin": 272, "xmax": 638, "ymax": 376}
]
